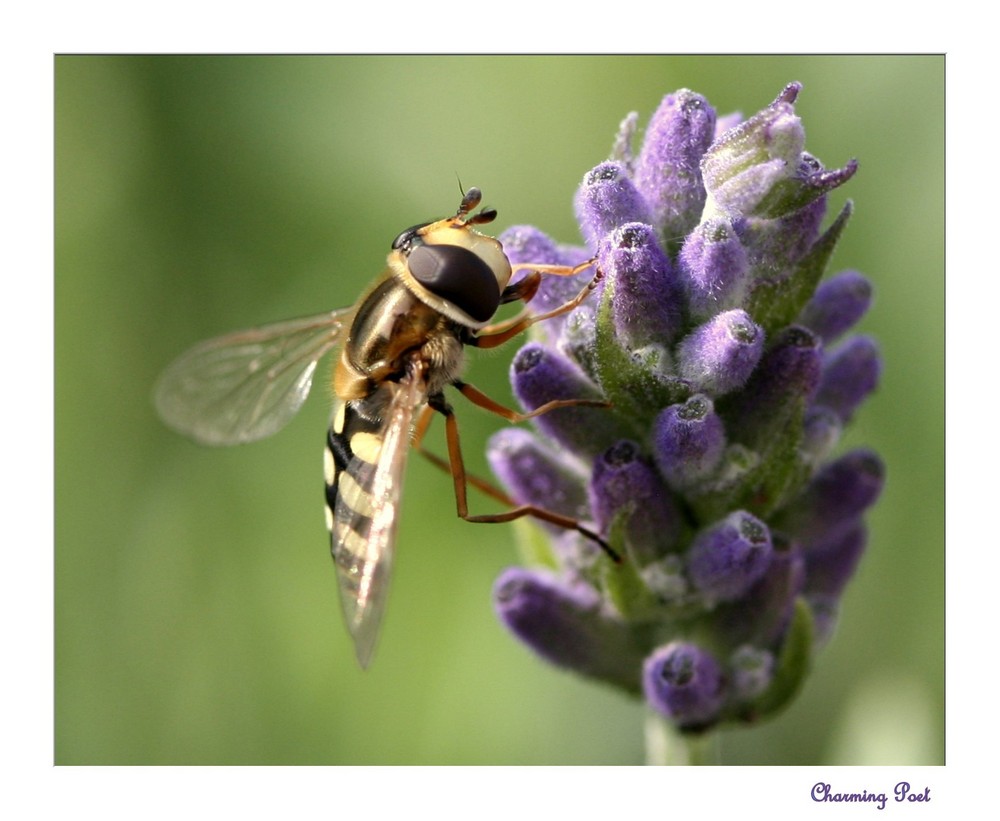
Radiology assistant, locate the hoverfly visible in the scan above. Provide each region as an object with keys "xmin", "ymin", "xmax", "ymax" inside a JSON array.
[{"xmin": 155, "ymin": 188, "xmax": 616, "ymax": 668}]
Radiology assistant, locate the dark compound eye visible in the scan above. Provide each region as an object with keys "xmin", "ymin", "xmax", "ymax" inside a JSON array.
[{"xmin": 408, "ymin": 244, "xmax": 500, "ymax": 323}]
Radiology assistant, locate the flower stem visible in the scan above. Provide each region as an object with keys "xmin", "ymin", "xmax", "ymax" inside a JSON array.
[{"xmin": 644, "ymin": 710, "xmax": 720, "ymax": 765}]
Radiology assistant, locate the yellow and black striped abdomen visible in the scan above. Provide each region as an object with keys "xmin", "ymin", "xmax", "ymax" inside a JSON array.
[
  {"xmin": 325, "ymin": 398, "xmax": 385, "ymax": 573},
  {"xmin": 323, "ymin": 375, "xmax": 422, "ymax": 667}
]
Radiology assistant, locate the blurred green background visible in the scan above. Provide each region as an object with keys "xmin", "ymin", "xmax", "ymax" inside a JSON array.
[{"xmin": 55, "ymin": 55, "xmax": 943, "ymax": 765}]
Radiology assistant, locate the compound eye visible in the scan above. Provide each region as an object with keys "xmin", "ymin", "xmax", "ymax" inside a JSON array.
[{"xmin": 408, "ymin": 244, "xmax": 500, "ymax": 323}]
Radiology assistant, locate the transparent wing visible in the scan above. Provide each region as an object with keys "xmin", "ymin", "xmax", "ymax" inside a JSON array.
[
  {"xmin": 154, "ymin": 309, "xmax": 352, "ymax": 446},
  {"xmin": 331, "ymin": 368, "xmax": 427, "ymax": 668}
]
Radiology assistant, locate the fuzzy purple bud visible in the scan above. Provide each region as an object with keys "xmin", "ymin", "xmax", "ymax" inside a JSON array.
[
  {"xmin": 588, "ymin": 440, "xmax": 682, "ymax": 563},
  {"xmin": 725, "ymin": 326, "xmax": 822, "ymax": 448},
  {"xmin": 778, "ymin": 449, "xmax": 886, "ymax": 543},
  {"xmin": 715, "ymin": 536, "xmax": 805, "ymax": 647},
  {"xmin": 804, "ymin": 521, "xmax": 867, "ymax": 599},
  {"xmin": 575, "ymin": 162, "xmax": 652, "ymax": 250},
  {"xmin": 741, "ymin": 195, "xmax": 827, "ymax": 277},
  {"xmin": 634, "ymin": 89, "xmax": 717, "ymax": 239},
  {"xmin": 499, "ymin": 224, "xmax": 562, "ymax": 267},
  {"xmin": 652, "ymin": 395, "xmax": 726, "ymax": 490},
  {"xmin": 687, "ymin": 511, "xmax": 773, "ymax": 602},
  {"xmin": 597, "ymin": 222, "xmax": 682, "ymax": 346},
  {"xmin": 798, "ymin": 270, "xmax": 873, "ymax": 343},
  {"xmin": 814, "ymin": 335, "xmax": 881, "ymax": 423},
  {"xmin": 643, "ymin": 642, "xmax": 725, "ymax": 728},
  {"xmin": 487, "ymin": 428, "xmax": 588, "ymax": 522},
  {"xmin": 676, "ymin": 309, "xmax": 764, "ymax": 397},
  {"xmin": 678, "ymin": 217, "xmax": 751, "ymax": 319},
  {"xmin": 494, "ymin": 567, "xmax": 644, "ymax": 692},
  {"xmin": 511, "ymin": 342, "xmax": 621, "ymax": 457}
]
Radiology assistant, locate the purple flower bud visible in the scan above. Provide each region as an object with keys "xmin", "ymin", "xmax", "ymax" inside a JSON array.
[
  {"xmin": 798, "ymin": 270, "xmax": 873, "ymax": 343},
  {"xmin": 741, "ymin": 195, "xmax": 827, "ymax": 276},
  {"xmin": 487, "ymin": 428, "xmax": 588, "ymax": 522},
  {"xmin": 500, "ymin": 224, "xmax": 562, "ymax": 267},
  {"xmin": 597, "ymin": 222, "xmax": 682, "ymax": 346},
  {"xmin": 588, "ymin": 440, "xmax": 682, "ymax": 563},
  {"xmin": 511, "ymin": 342, "xmax": 621, "ymax": 457},
  {"xmin": 701, "ymin": 83, "xmax": 806, "ymax": 219},
  {"xmin": 574, "ymin": 162, "xmax": 651, "ymax": 250},
  {"xmin": 725, "ymin": 326, "xmax": 822, "ymax": 447},
  {"xmin": 687, "ymin": 511, "xmax": 773, "ymax": 602},
  {"xmin": 634, "ymin": 89, "xmax": 717, "ymax": 238},
  {"xmin": 778, "ymin": 449, "xmax": 885, "ymax": 542},
  {"xmin": 678, "ymin": 217, "xmax": 751, "ymax": 319},
  {"xmin": 714, "ymin": 536, "xmax": 805, "ymax": 647},
  {"xmin": 494, "ymin": 567, "xmax": 644, "ymax": 692},
  {"xmin": 814, "ymin": 335, "xmax": 881, "ymax": 423},
  {"xmin": 676, "ymin": 309, "xmax": 764, "ymax": 397},
  {"xmin": 804, "ymin": 521, "xmax": 867, "ymax": 599},
  {"xmin": 652, "ymin": 395, "xmax": 726, "ymax": 490},
  {"xmin": 643, "ymin": 641, "xmax": 725, "ymax": 727}
]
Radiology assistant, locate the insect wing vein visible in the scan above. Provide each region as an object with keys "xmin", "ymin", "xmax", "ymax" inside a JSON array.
[
  {"xmin": 331, "ymin": 369, "xmax": 425, "ymax": 668},
  {"xmin": 154, "ymin": 310, "xmax": 350, "ymax": 446}
]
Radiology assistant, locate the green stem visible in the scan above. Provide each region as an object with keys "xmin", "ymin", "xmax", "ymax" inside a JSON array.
[{"xmin": 644, "ymin": 710, "xmax": 720, "ymax": 765}]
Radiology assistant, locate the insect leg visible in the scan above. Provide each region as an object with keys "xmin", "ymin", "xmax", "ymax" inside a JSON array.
[
  {"xmin": 499, "ymin": 271, "xmax": 542, "ymax": 305},
  {"xmin": 413, "ymin": 402, "xmax": 525, "ymax": 508},
  {"xmin": 453, "ymin": 380, "xmax": 610, "ymax": 422},
  {"xmin": 509, "ymin": 258, "xmax": 597, "ymax": 278},
  {"xmin": 426, "ymin": 393, "xmax": 621, "ymax": 563}
]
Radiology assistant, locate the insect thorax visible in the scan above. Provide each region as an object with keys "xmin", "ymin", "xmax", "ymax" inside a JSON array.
[{"xmin": 335, "ymin": 275, "xmax": 467, "ymax": 402}]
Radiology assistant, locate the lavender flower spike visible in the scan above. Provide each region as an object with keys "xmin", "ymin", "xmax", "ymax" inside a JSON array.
[{"xmin": 489, "ymin": 84, "xmax": 883, "ymax": 750}]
